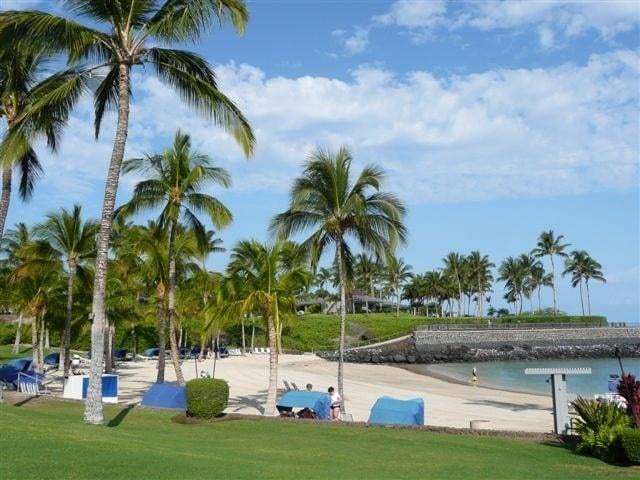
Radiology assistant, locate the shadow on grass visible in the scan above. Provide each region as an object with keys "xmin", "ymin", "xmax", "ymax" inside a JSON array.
[
  {"xmin": 14, "ymin": 396, "xmax": 37, "ymax": 407},
  {"xmin": 542, "ymin": 436, "xmax": 639, "ymax": 468},
  {"xmin": 107, "ymin": 404, "xmax": 135, "ymax": 428}
]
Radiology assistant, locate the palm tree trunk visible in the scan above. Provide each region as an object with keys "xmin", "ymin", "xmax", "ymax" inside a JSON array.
[
  {"xmin": 550, "ymin": 255, "xmax": 558, "ymax": 315},
  {"xmin": 251, "ymin": 317, "xmax": 255, "ymax": 351},
  {"xmin": 396, "ymin": 288, "xmax": 400, "ymax": 317},
  {"xmin": 12, "ymin": 313, "xmax": 23, "ymax": 354},
  {"xmin": 156, "ymin": 304, "xmax": 166, "ymax": 383},
  {"xmin": 336, "ymin": 243, "xmax": 347, "ymax": 414},
  {"xmin": 36, "ymin": 313, "xmax": 45, "ymax": 373},
  {"xmin": 537, "ymin": 286, "xmax": 542, "ymax": 313},
  {"xmin": 30, "ymin": 316, "xmax": 38, "ymax": 369},
  {"xmin": 265, "ymin": 312, "xmax": 279, "ymax": 416},
  {"xmin": 0, "ymin": 165, "xmax": 11, "ymax": 241},
  {"xmin": 579, "ymin": 279, "xmax": 585, "ymax": 316},
  {"xmin": 586, "ymin": 280, "xmax": 592, "ymax": 316},
  {"xmin": 85, "ymin": 63, "xmax": 131, "ymax": 425},
  {"xmin": 44, "ymin": 326, "xmax": 50, "ymax": 350},
  {"xmin": 167, "ymin": 221, "xmax": 185, "ymax": 385},
  {"xmin": 241, "ymin": 316, "xmax": 246, "ymax": 355},
  {"xmin": 104, "ymin": 318, "xmax": 113, "ymax": 374},
  {"xmin": 62, "ymin": 261, "xmax": 76, "ymax": 377}
]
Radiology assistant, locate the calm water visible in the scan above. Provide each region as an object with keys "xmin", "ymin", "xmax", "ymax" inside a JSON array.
[{"xmin": 423, "ymin": 358, "xmax": 640, "ymax": 396}]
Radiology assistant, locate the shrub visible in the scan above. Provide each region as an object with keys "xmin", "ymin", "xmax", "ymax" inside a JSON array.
[
  {"xmin": 186, "ymin": 378, "xmax": 229, "ymax": 419},
  {"xmin": 0, "ymin": 323, "xmax": 17, "ymax": 345},
  {"xmin": 571, "ymin": 397, "xmax": 631, "ymax": 462},
  {"xmin": 617, "ymin": 374, "xmax": 640, "ymax": 427},
  {"xmin": 621, "ymin": 428, "xmax": 640, "ymax": 464}
]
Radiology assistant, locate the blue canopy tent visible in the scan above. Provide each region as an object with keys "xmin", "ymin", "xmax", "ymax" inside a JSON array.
[
  {"xmin": 368, "ymin": 396, "xmax": 425, "ymax": 426},
  {"xmin": 141, "ymin": 383, "xmax": 186, "ymax": 410},
  {"xmin": 277, "ymin": 391, "xmax": 331, "ymax": 420}
]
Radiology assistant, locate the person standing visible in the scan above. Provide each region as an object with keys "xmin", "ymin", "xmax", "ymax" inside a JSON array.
[{"xmin": 328, "ymin": 386, "xmax": 341, "ymax": 420}]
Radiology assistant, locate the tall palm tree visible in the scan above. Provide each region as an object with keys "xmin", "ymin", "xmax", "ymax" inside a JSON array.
[
  {"xmin": 34, "ymin": 205, "xmax": 98, "ymax": 376},
  {"xmin": 466, "ymin": 251, "xmax": 494, "ymax": 317},
  {"xmin": 0, "ymin": 49, "xmax": 61, "ymax": 240},
  {"xmin": 529, "ymin": 263, "xmax": 552, "ymax": 313},
  {"xmin": 384, "ymin": 255, "xmax": 413, "ymax": 317},
  {"xmin": 0, "ymin": 0, "xmax": 254, "ymax": 424},
  {"xmin": 225, "ymin": 240, "xmax": 309, "ymax": 415},
  {"xmin": 532, "ymin": 230, "xmax": 570, "ymax": 315},
  {"xmin": 119, "ymin": 131, "xmax": 232, "ymax": 386},
  {"xmin": 354, "ymin": 253, "xmax": 378, "ymax": 312},
  {"xmin": 271, "ymin": 146, "xmax": 407, "ymax": 412},
  {"xmin": 583, "ymin": 254, "xmax": 605, "ymax": 316},
  {"xmin": 442, "ymin": 252, "xmax": 464, "ymax": 316},
  {"xmin": 196, "ymin": 229, "xmax": 225, "ymax": 270}
]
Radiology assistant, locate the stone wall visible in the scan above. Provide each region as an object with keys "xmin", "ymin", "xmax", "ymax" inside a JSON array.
[{"xmin": 317, "ymin": 327, "xmax": 640, "ymax": 364}]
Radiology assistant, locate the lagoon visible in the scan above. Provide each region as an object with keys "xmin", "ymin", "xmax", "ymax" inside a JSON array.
[{"xmin": 421, "ymin": 357, "xmax": 639, "ymax": 396}]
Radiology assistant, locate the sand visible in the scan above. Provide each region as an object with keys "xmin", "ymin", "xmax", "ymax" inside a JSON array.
[{"xmin": 65, "ymin": 353, "xmax": 554, "ymax": 432}]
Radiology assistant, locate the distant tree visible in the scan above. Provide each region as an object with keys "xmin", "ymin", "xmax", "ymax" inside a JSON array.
[
  {"xmin": 384, "ymin": 255, "xmax": 413, "ymax": 317},
  {"xmin": 532, "ymin": 230, "xmax": 570, "ymax": 314}
]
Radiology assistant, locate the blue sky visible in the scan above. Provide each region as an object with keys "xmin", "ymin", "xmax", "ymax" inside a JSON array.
[{"xmin": 3, "ymin": 0, "xmax": 639, "ymax": 322}]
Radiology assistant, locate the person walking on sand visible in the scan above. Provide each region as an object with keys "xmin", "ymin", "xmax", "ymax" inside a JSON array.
[
  {"xmin": 472, "ymin": 367, "xmax": 478, "ymax": 386},
  {"xmin": 328, "ymin": 386, "xmax": 341, "ymax": 420}
]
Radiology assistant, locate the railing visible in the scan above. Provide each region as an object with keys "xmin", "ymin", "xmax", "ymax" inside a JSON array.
[{"xmin": 417, "ymin": 322, "xmax": 621, "ymax": 331}]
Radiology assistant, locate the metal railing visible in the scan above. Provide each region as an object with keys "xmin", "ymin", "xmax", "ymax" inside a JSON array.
[{"xmin": 417, "ymin": 322, "xmax": 618, "ymax": 331}]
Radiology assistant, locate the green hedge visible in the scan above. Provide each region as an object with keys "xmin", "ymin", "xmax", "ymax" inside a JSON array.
[
  {"xmin": 0, "ymin": 324, "xmax": 17, "ymax": 345},
  {"xmin": 621, "ymin": 428, "xmax": 640, "ymax": 464},
  {"xmin": 186, "ymin": 378, "xmax": 229, "ymax": 419}
]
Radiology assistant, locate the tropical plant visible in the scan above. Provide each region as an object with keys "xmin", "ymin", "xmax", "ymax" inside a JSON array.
[
  {"xmin": 617, "ymin": 374, "xmax": 640, "ymax": 428},
  {"xmin": 31, "ymin": 205, "xmax": 98, "ymax": 376},
  {"xmin": 532, "ymin": 230, "xmax": 570, "ymax": 314},
  {"xmin": 354, "ymin": 253, "xmax": 379, "ymax": 312},
  {"xmin": 571, "ymin": 397, "xmax": 631, "ymax": 462},
  {"xmin": 0, "ymin": 49, "xmax": 61, "ymax": 240},
  {"xmin": 466, "ymin": 251, "xmax": 494, "ymax": 317},
  {"xmin": 529, "ymin": 263, "xmax": 552, "ymax": 313},
  {"xmin": 442, "ymin": 252, "xmax": 464, "ymax": 316},
  {"xmin": 119, "ymin": 131, "xmax": 231, "ymax": 385},
  {"xmin": 225, "ymin": 240, "xmax": 310, "ymax": 415},
  {"xmin": 0, "ymin": 0, "xmax": 254, "ymax": 424},
  {"xmin": 271, "ymin": 146, "xmax": 406, "ymax": 412},
  {"xmin": 383, "ymin": 255, "xmax": 412, "ymax": 317}
]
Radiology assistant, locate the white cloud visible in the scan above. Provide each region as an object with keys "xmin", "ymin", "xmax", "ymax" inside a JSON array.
[
  {"xmin": 462, "ymin": 0, "xmax": 640, "ymax": 46},
  {"xmin": 343, "ymin": 26, "xmax": 371, "ymax": 55},
  {"xmin": 374, "ymin": 0, "xmax": 447, "ymax": 28},
  {"xmin": 36, "ymin": 50, "xmax": 639, "ymax": 207},
  {"xmin": 337, "ymin": 0, "xmax": 639, "ymax": 53}
]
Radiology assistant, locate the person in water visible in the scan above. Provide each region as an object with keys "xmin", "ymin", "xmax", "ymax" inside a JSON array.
[{"xmin": 472, "ymin": 367, "xmax": 478, "ymax": 386}]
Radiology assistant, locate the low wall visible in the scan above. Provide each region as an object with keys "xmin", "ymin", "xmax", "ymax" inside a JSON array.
[{"xmin": 317, "ymin": 327, "xmax": 640, "ymax": 364}]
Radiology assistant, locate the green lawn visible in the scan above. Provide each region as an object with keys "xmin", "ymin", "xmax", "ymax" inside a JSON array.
[
  {"xmin": 0, "ymin": 344, "xmax": 34, "ymax": 363},
  {"xmin": 276, "ymin": 313, "xmax": 607, "ymax": 351},
  {"xmin": 0, "ymin": 399, "xmax": 636, "ymax": 480}
]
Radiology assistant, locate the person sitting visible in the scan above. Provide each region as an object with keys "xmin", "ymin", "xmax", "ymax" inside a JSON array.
[
  {"xmin": 71, "ymin": 355, "xmax": 82, "ymax": 375},
  {"xmin": 328, "ymin": 386, "xmax": 341, "ymax": 420}
]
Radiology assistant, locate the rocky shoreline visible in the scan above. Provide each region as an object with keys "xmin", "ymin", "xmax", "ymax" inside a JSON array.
[{"xmin": 317, "ymin": 327, "xmax": 640, "ymax": 364}]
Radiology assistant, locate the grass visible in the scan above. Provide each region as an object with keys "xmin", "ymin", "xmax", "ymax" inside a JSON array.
[
  {"xmin": 0, "ymin": 399, "xmax": 636, "ymax": 480},
  {"xmin": 276, "ymin": 313, "xmax": 607, "ymax": 351},
  {"xmin": 0, "ymin": 344, "xmax": 34, "ymax": 363}
]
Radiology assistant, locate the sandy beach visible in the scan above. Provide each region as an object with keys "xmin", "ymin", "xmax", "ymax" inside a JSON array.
[{"xmin": 57, "ymin": 354, "xmax": 555, "ymax": 432}]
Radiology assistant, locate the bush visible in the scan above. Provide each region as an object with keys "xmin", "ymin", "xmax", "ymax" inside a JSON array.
[
  {"xmin": 617, "ymin": 374, "xmax": 640, "ymax": 428},
  {"xmin": 571, "ymin": 397, "xmax": 631, "ymax": 462},
  {"xmin": 0, "ymin": 323, "xmax": 17, "ymax": 345},
  {"xmin": 186, "ymin": 378, "xmax": 229, "ymax": 419},
  {"xmin": 621, "ymin": 428, "xmax": 640, "ymax": 464}
]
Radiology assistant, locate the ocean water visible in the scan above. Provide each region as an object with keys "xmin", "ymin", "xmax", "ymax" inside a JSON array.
[{"xmin": 423, "ymin": 357, "xmax": 640, "ymax": 396}]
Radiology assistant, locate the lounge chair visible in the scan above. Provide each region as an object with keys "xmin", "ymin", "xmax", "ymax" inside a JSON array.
[
  {"xmin": 17, "ymin": 371, "xmax": 49, "ymax": 395},
  {"xmin": 291, "ymin": 382, "xmax": 299, "ymax": 391},
  {"xmin": 283, "ymin": 380, "xmax": 292, "ymax": 391}
]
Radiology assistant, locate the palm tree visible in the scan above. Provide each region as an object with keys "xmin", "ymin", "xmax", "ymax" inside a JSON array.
[
  {"xmin": 563, "ymin": 250, "xmax": 605, "ymax": 316},
  {"xmin": 120, "ymin": 131, "xmax": 232, "ymax": 386},
  {"xmin": 354, "ymin": 253, "xmax": 378, "ymax": 312},
  {"xmin": 34, "ymin": 205, "xmax": 98, "ymax": 376},
  {"xmin": 196, "ymin": 229, "xmax": 225, "ymax": 270},
  {"xmin": 0, "ymin": 223, "xmax": 32, "ymax": 352},
  {"xmin": 0, "ymin": 0, "xmax": 254, "ymax": 424},
  {"xmin": 226, "ymin": 240, "xmax": 309, "ymax": 415},
  {"xmin": 532, "ymin": 230, "xmax": 570, "ymax": 315},
  {"xmin": 529, "ymin": 263, "xmax": 552, "ymax": 313},
  {"xmin": 271, "ymin": 146, "xmax": 406, "ymax": 412},
  {"xmin": 442, "ymin": 252, "xmax": 464, "ymax": 316},
  {"xmin": 384, "ymin": 255, "xmax": 413, "ymax": 316},
  {"xmin": 467, "ymin": 251, "xmax": 494, "ymax": 317},
  {"xmin": 0, "ymin": 49, "xmax": 61, "ymax": 240},
  {"xmin": 583, "ymin": 254, "xmax": 605, "ymax": 316}
]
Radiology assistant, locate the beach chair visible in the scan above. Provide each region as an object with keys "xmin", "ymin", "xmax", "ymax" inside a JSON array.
[
  {"xmin": 265, "ymin": 348, "xmax": 271, "ymax": 354},
  {"xmin": 17, "ymin": 372, "xmax": 49, "ymax": 395},
  {"xmin": 283, "ymin": 380, "xmax": 292, "ymax": 391},
  {"xmin": 291, "ymin": 382, "xmax": 300, "ymax": 391}
]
